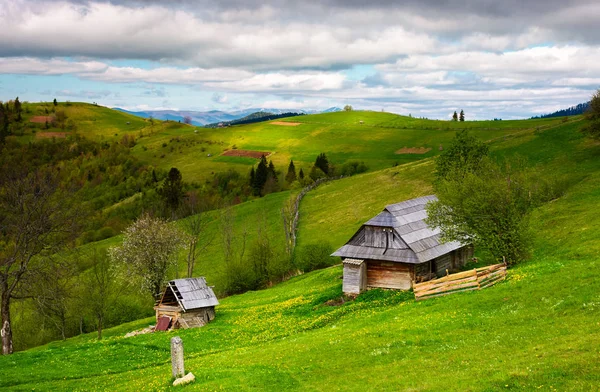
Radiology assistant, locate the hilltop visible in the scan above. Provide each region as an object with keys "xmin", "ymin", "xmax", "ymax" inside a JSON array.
[{"xmin": 1, "ymin": 102, "xmax": 599, "ymax": 390}]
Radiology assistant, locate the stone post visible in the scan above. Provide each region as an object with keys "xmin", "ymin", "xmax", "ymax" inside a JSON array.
[{"xmin": 171, "ymin": 336, "xmax": 185, "ymax": 378}]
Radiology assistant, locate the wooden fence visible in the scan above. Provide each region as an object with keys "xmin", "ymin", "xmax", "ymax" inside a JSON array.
[{"xmin": 413, "ymin": 263, "xmax": 507, "ymax": 301}]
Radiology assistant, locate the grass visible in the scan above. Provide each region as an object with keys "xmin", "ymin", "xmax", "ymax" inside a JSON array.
[{"xmin": 2, "ymin": 107, "xmax": 599, "ymax": 390}]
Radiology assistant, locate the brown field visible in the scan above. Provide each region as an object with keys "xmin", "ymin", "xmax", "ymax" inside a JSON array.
[
  {"xmin": 36, "ymin": 132, "xmax": 67, "ymax": 139},
  {"xmin": 222, "ymin": 149, "xmax": 271, "ymax": 159},
  {"xmin": 30, "ymin": 116, "xmax": 53, "ymax": 123},
  {"xmin": 270, "ymin": 121, "xmax": 301, "ymax": 126},
  {"xmin": 395, "ymin": 147, "xmax": 432, "ymax": 154}
]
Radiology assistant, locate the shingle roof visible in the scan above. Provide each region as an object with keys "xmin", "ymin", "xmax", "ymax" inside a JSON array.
[
  {"xmin": 167, "ymin": 277, "xmax": 219, "ymax": 311},
  {"xmin": 332, "ymin": 195, "xmax": 465, "ymax": 264}
]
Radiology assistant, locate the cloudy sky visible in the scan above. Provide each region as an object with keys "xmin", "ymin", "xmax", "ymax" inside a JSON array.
[{"xmin": 1, "ymin": 0, "xmax": 599, "ymax": 119}]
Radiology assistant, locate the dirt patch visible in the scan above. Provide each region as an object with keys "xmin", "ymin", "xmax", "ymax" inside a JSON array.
[
  {"xmin": 30, "ymin": 116, "xmax": 53, "ymax": 123},
  {"xmin": 270, "ymin": 121, "xmax": 301, "ymax": 126},
  {"xmin": 36, "ymin": 132, "xmax": 67, "ymax": 139},
  {"xmin": 222, "ymin": 149, "xmax": 271, "ymax": 159},
  {"xmin": 395, "ymin": 147, "xmax": 432, "ymax": 154}
]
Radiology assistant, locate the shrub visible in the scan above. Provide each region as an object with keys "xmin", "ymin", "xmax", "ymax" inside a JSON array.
[
  {"xmin": 296, "ymin": 241, "xmax": 334, "ymax": 272},
  {"xmin": 339, "ymin": 160, "xmax": 368, "ymax": 176}
]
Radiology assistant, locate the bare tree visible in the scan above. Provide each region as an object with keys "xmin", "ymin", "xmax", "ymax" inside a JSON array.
[
  {"xmin": 183, "ymin": 116, "xmax": 193, "ymax": 125},
  {"xmin": 183, "ymin": 209, "xmax": 214, "ymax": 278},
  {"xmin": 31, "ymin": 257, "xmax": 78, "ymax": 341},
  {"xmin": 220, "ymin": 207, "xmax": 250, "ymax": 293},
  {"xmin": 0, "ymin": 169, "xmax": 85, "ymax": 355},
  {"xmin": 109, "ymin": 213, "xmax": 185, "ymax": 301},
  {"xmin": 281, "ymin": 196, "xmax": 297, "ymax": 257},
  {"xmin": 81, "ymin": 250, "xmax": 128, "ymax": 340}
]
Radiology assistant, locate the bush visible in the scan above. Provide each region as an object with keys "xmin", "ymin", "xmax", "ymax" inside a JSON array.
[
  {"xmin": 94, "ymin": 226, "xmax": 117, "ymax": 242},
  {"xmin": 296, "ymin": 241, "xmax": 334, "ymax": 272},
  {"xmin": 339, "ymin": 160, "xmax": 368, "ymax": 176}
]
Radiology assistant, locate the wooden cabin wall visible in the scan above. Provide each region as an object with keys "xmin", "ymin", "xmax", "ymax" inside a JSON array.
[
  {"xmin": 366, "ymin": 260, "xmax": 413, "ymax": 290},
  {"xmin": 414, "ymin": 261, "xmax": 436, "ymax": 283},
  {"xmin": 434, "ymin": 254, "xmax": 452, "ymax": 277},
  {"xmin": 155, "ymin": 306, "xmax": 181, "ymax": 324},
  {"xmin": 343, "ymin": 262, "xmax": 366, "ymax": 294},
  {"xmin": 180, "ymin": 307, "xmax": 215, "ymax": 328}
]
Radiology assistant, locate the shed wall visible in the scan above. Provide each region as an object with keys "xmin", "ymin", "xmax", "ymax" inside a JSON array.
[
  {"xmin": 366, "ymin": 260, "xmax": 413, "ymax": 290},
  {"xmin": 343, "ymin": 262, "xmax": 367, "ymax": 294},
  {"xmin": 179, "ymin": 307, "xmax": 215, "ymax": 329}
]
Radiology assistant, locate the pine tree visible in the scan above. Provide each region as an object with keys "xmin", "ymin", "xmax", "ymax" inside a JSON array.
[
  {"xmin": 53, "ymin": 98, "xmax": 58, "ymax": 107},
  {"xmin": 253, "ymin": 155, "xmax": 268, "ymax": 196},
  {"xmin": 286, "ymin": 160, "xmax": 297, "ymax": 183},
  {"xmin": 268, "ymin": 160, "xmax": 277, "ymax": 182},
  {"xmin": 299, "ymin": 168, "xmax": 304, "ymax": 180},
  {"xmin": 452, "ymin": 111, "xmax": 458, "ymax": 121},
  {"xmin": 314, "ymin": 153, "xmax": 329, "ymax": 175},
  {"xmin": 459, "ymin": 110, "xmax": 465, "ymax": 122},
  {"xmin": 249, "ymin": 166, "xmax": 255, "ymax": 186}
]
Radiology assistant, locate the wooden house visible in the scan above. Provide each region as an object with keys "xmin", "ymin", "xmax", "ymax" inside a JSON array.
[
  {"xmin": 154, "ymin": 277, "xmax": 219, "ymax": 330},
  {"xmin": 332, "ymin": 195, "xmax": 473, "ymax": 295}
]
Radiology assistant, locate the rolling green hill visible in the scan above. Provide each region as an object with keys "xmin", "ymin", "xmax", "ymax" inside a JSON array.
[
  {"xmin": 18, "ymin": 102, "xmax": 570, "ymax": 183},
  {"xmin": 1, "ymin": 105, "xmax": 599, "ymax": 390}
]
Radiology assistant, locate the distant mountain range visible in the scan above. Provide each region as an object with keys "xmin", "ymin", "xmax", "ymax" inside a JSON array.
[
  {"xmin": 532, "ymin": 101, "xmax": 590, "ymax": 119},
  {"xmin": 114, "ymin": 107, "xmax": 341, "ymax": 126}
]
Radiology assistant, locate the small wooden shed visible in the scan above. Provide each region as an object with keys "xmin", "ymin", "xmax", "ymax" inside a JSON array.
[
  {"xmin": 332, "ymin": 195, "xmax": 473, "ymax": 295},
  {"xmin": 154, "ymin": 277, "xmax": 219, "ymax": 330}
]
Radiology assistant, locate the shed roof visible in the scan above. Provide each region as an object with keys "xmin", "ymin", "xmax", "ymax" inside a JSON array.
[
  {"xmin": 332, "ymin": 195, "xmax": 465, "ymax": 264},
  {"xmin": 166, "ymin": 277, "xmax": 219, "ymax": 311}
]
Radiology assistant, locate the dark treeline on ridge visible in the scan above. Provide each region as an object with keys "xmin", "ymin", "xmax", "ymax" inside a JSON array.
[
  {"xmin": 205, "ymin": 111, "xmax": 304, "ymax": 128},
  {"xmin": 531, "ymin": 101, "xmax": 590, "ymax": 119}
]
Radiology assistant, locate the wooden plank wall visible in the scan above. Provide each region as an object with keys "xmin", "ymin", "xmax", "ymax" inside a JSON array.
[
  {"xmin": 413, "ymin": 263, "xmax": 507, "ymax": 301},
  {"xmin": 343, "ymin": 262, "xmax": 366, "ymax": 294},
  {"xmin": 367, "ymin": 261, "xmax": 413, "ymax": 290},
  {"xmin": 435, "ymin": 254, "xmax": 452, "ymax": 276}
]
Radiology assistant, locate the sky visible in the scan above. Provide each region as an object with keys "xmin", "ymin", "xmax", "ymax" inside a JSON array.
[{"xmin": 1, "ymin": 0, "xmax": 599, "ymax": 119}]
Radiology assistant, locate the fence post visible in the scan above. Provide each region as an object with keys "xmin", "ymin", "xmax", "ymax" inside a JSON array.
[{"xmin": 171, "ymin": 336, "xmax": 185, "ymax": 378}]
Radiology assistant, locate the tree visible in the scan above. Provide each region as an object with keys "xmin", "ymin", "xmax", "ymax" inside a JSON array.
[
  {"xmin": 344, "ymin": 105, "xmax": 353, "ymax": 112},
  {"xmin": 252, "ymin": 155, "xmax": 269, "ymax": 196},
  {"xmin": 583, "ymin": 89, "xmax": 600, "ymax": 138},
  {"xmin": 298, "ymin": 168, "xmax": 304, "ymax": 180},
  {"xmin": 285, "ymin": 160, "xmax": 297, "ymax": 183},
  {"xmin": 452, "ymin": 111, "xmax": 458, "ymax": 121},
  {"xmin": 109, "ymin": 214, "xmax": 185, "ymax": 301},
  {"xmin": 459, "ymin": 110, "xmax": 465, "ymax": 122},
  {"xmin": 183, "ymin": 208, "xmax": 213, "ymax": 278},
  {"xmin": 183, "ymin": 116, "xmax": 192, "ymax": 125},
  {"xmin": 281, "ymin": 196, "xmax": 296, "ymax": 256},
  {"xmin": 0, "ymin": 169, "xmax": 85, "ymax": 355},
  {"xmin": 426, "ymin": 132, "xmax": 563, "ymax": 264},
  {"xmin": 13, "ymin": 97, "xmax": 22, "ymax": 122},
  {"xmin": 158, "ymin": 167, "xmax": 184, "ymax": 216},
  {"xmin": 435, "ymin": 130, "xmax": 489, "ymax": 181},
  {"xmin": 220, "ymin": 207, "xmax": 252, "ymax": 294},
  {"xmin": 81, "ymin": 250, "xmax": 126, "ymax": 340},
  {"xmin": 314, "ymin": 153, "xmax": 330, "ymax": 175},
  {"xmin": 31, "ymin": 258, "xmax": 78, "ymax": 341},
  {"xmin": 53, "ymin": 98, "xmax": 58, "ymax": 107},
  {"xmin": 249, "ymin": 167, "xmax": 255, "ymax": 187}
]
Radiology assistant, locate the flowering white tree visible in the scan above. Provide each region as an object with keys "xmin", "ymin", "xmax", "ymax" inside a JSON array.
[{"xmin": 109, "ymin": 214, "xmax": 186, "ymax": 301}]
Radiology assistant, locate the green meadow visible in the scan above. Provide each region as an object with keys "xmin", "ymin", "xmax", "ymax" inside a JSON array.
[{"xmin": 2, "ymin": 105, "xmax": 599, "ymax": 390}]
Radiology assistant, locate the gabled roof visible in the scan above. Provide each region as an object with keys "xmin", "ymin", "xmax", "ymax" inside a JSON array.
[
  {"xmin": 166, "ymin": 277, "xmax": 219, "ymax": 311},
  {"xmin": 332, "ymin": 195, "xmax": 465, "ymax": 264}
]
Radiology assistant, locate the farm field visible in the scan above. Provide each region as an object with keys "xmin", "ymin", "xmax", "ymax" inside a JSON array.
[{"xmin": 1, "ymin": 107, "xmax": 599, "ymax": 390}]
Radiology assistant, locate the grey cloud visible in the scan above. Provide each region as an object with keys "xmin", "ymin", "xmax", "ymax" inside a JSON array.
[{"xmin": 2, "ymin": 0, "xmax": 599, "ymax": 71}]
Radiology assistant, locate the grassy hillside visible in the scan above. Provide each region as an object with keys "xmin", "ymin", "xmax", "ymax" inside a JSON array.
[
  {"xmin": 1, "ymin": 114, "xmax": 599, "ymax": 390},
  {"xmin": 17, "ymin": 102, "xmax": 573, "ymax": 186}
]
